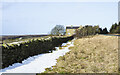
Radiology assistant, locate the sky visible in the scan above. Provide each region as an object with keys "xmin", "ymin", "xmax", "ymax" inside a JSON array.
[{"xmin": 2, "ymin": 1, "xmax": 118, "ymax": 35}]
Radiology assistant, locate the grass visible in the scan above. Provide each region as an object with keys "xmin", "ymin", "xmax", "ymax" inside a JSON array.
[
  {"xmin": 41, "ymin": 35, "xmax": 118, "ymax": 73},
  {"xmin": 2, "ymin": 36, "xmax": 50, "ymax": 44},
  {"xmin": 59, "ymin": 47, "xmax": 64, "ymax": 50}
]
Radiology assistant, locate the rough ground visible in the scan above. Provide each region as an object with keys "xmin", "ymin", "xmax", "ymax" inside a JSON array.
[{"xmin": 44, "ymin": 35, "xmax": 118, "ymax": 73}]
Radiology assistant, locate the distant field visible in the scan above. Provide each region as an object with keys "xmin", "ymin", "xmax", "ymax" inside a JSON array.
[
  {"xmin": 0, "ymin": 35, "xmax": 49, "ymax": 47},
  {"xmin": 2, "ymin": 34, "xmax": 48, "ymax": 40},
  {"xmin": 1, "ymin": 35, "xmax": 48, "ymax": 43}
]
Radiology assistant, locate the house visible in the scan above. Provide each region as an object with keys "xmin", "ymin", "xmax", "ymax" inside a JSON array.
[{"xmin": 66, "ymin": 25, "xmax": 82, "ymax": 36}]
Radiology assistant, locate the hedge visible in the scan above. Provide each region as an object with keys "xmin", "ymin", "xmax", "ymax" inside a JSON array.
[{"xmin": 1, "ymin": 36, "xmax": 74, "ymax": 69}]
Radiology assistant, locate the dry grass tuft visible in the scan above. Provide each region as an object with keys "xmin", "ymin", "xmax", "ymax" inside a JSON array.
[{"xmin": 43, "ymin": 35, "xmax": 118, "ymax": 73}]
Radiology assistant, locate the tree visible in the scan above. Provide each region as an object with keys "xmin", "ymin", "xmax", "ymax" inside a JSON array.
[
  {"xmin": 110, "ymin": 22, "xmax": 120, "ymax": 34},
  {"xmin": 115, "ymin": 26, "xmax": 120, "ymax": 34},
  {"xmin": 102, "ymin": 28, "xmax": 108, "ymax": 34},
  {"xmin": 99, "ymin": 28, "xmax": 103, "ymax": 34},
  {"xmin": 93, "ymin": 25, "xmax": 100, "ymax": 34},
  {"xmin": 51, "ymin": 25, "xmax": 65, "ymax": 36},
  {"xmin": 119, "ymin": 21, "xmax": 120, "ymax": 25},
  {"xmin": 110, "ymin": 23, "xmax": 118, "ymax": 33},
  {"xmin": 75, "ymin": 25, "xmax": 102, "ymax": 38}
]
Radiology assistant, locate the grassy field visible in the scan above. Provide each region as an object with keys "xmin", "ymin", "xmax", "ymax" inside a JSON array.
[
  {"xmin": 43, "ymin": 35, "xmax": 118, "ymax": 73},
  {"xmin": 2, "ymin": 36, "xmax": 48, "ymax": 44},
  {"xmin": 2, "ymin": 35, "xmax": 72, "ymax": 44}
]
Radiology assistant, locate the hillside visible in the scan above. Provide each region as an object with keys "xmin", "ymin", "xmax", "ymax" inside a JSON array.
[{"xmin": 43, "ymin": 35, "xmax": 118, "ymax": 73}]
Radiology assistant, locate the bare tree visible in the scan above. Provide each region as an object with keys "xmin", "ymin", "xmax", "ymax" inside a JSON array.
[{"xmin": 51, "ymin": 25, "xmax": 65, "ymax": 36}]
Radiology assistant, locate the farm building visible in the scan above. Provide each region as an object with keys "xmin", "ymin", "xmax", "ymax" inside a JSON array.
[{"xmin": 66, "ymin": 25, "xmax": 82, "ymax": 36}]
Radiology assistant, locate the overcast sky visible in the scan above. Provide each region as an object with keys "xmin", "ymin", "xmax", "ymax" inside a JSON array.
[{"xmin": 2, "ymin": 2, "xmax": 118, "ymax": 35}]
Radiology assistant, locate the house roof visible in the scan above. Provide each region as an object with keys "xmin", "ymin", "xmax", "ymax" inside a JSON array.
[{"xmin": 66, "ymin": 26, "xmax": 79, "ymax": 29}]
